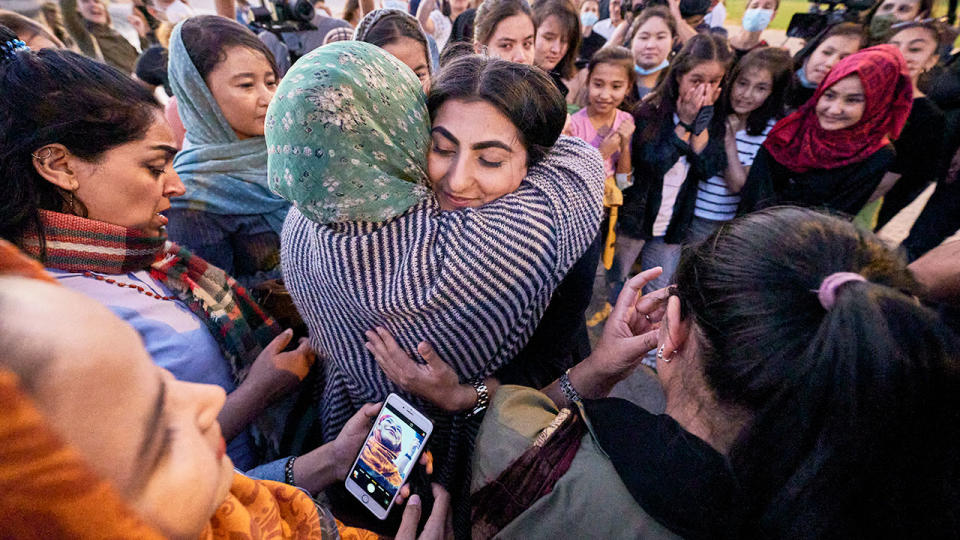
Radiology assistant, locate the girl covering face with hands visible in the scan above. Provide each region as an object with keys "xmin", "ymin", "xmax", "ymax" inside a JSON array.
[
  {"xmin": 607, "ymin": 33, "xmax": 732, "ymax": 332},
  {"xmin": 688, "ymin": 46, "xmax": 793, "ymax": 244}
]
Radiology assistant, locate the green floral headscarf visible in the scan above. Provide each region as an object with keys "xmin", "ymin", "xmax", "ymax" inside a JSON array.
[{"xmin": 266, "ymin": 40, "xmax": 431, "ymax": 224}]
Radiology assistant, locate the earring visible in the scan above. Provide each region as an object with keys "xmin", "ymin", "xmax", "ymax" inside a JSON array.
[
  {"xmin": 61, "ymin": 189, "xmax": 79, "ymax": 215},
  {"xmin": 656, "ymin": 344, "xmax": 670, "ymax": 363},
  {"xmin": 31, "ymin": 148, "xmax": 54, "ymax": 161}
]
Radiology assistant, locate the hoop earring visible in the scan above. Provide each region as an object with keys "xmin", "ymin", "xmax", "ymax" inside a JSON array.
[
  {"xmin": 31, "ymin": 148, "xmax": 54, "ymax": 161},
  {"xmin": 656, "ymin": 344, "xmax": 670, "ymax": 363}
]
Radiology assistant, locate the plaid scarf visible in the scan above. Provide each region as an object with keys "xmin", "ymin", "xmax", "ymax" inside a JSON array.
[{"xmin": 24, "ymin": 210, "xmax": 280, "ymax": 381}]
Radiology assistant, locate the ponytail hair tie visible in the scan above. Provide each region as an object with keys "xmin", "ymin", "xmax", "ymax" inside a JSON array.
[
  {"xmin": 818, "ymin": 272, "xmax": 867, "ymax": 310},
  {"xmin": 0, "ymin": 38, "xmax": 29, "ymax": 64}
]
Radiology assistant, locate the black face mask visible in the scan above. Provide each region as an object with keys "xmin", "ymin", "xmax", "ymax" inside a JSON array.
[{"xmin": 869, "ymin": 13, "xmax": 897, "ymax": 41}]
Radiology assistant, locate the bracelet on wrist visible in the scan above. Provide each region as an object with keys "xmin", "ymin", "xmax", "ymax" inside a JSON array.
[
  {"xmin": 559, "ymin": 368, "xmax": 583, "ymax": 404},
  {"xmin": 463, "ymin": 377, "xmax": 489, "ymax": 418},
  {"xmin": 284, "ymin": 455, "xmax": 297, "ymax": 486}
]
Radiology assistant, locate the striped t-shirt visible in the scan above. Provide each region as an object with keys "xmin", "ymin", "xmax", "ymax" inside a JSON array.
[{"xmin": 694, "ymin": 119, "xmax": 775, "ymax": 221}]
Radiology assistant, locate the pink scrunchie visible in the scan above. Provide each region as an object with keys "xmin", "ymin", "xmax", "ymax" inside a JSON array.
[{"xmin": 818, "ymin": 272, "xmax": 867, "ymax": 310}]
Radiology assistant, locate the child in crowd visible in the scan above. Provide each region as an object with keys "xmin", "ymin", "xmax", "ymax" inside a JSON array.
[
  {"xmin": 787, "ymin": 22, "xmax": 866, "ymax": 110},
  {"xmin": 577, "ymin": 0, "xmax": 606, "ymax": 67},
  {"xmin": 872, "ymin": 20, "xmax": 946, "ymax": 228},
  {"xmin": 728, "ymin": 0, "xmax": 778, "ymax": 60},
  {"xmin": 603, "ymin": 34, "xmax": 731, "ymax": 334},
  {"xmin": 688, "ymin": 46, "xmax": 793, "ymax": 244},
  {"xmin": 165, "ymin": 16, "xmax": 290, "ymax": 290},
  {"xmin": 740, "ymin": 45, "xmax": 913, "ymax": 217},
  {"xmin": 568, "ymin": 46, "xmax": 635, "ymax": 271},
  {"xmin": 355, "ymin": 8, "xmax": 434, "ymax": 92}
]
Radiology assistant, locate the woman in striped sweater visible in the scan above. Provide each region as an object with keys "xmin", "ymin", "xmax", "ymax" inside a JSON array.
[{"xmin": 266, "ymin": 41, "xmax": 603, "ymax": 525}]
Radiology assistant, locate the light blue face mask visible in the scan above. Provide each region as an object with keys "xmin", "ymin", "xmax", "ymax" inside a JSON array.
[
  {"xmin": 796, "ymin": 65, "xmax": 818, "ymax": 89},
  {"xmin": 741, "ymin": 8, "xmax": 774, "ymax": 32},
  {"xmin": 635, "ymin": 59, "xmax": 669, "ymax": 76},
  {"xmin": 581, "ymin": 11, "xmax": 599, "ymax": 27}
]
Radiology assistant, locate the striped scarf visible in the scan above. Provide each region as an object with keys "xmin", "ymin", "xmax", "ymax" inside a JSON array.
[{"xmin": 24, "ymin": 210, "xmax": 280, "ymax": 381}]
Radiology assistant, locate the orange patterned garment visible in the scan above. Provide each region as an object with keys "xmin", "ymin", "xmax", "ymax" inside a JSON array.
[
  {"xmin": 0, "ymin": 369, "xmax": 168, "ymax": 540},
  {"xmin": 0, "ymin": 239, "xmax": 381, "ymax": 540},
  {"xmin": 201, "ymin": 474, "xmax": 327, "ymax": 539}
]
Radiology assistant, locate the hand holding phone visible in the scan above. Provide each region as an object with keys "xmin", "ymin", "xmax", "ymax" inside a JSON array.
[{"xmin": 345, "ymin": 394, "xmax": 433, "ymax": 520}]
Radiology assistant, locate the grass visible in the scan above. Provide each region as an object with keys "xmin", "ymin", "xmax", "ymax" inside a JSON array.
[
  {"xmin": 725, "ymin": 0, "xmax": 955, "ymax": 30},
  {"xmin": 725, "ymin": 0, "xmax": 811, "ymax": 30}
]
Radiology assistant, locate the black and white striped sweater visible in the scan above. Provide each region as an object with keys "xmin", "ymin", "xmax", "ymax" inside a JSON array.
[{"xmin": 280, "ymin": 136, "xmax": 604, "ymax": 483}]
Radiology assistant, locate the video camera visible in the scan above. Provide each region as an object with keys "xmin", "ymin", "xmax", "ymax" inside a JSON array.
[
  {"xmin": 249, "ymin": 0, "xmax": 327, "ymax": 67},
  {"xmin": 786, "ymin": 0, "xmax": 876, "ymax": 41}
]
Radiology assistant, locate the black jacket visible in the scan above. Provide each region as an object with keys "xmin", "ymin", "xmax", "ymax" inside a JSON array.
[
  {"xmin": 739, "ymin": 144, "xmax": 896, "ymax": 216},
  {"xmin": 620, "ymin": 107, "xmax": 726, "ymax": 243}
]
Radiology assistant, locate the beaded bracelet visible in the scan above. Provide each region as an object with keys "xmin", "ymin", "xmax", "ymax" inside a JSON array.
[{"xmin": 284, "ymin": 455, "xmax": 297, "ymax": 486}]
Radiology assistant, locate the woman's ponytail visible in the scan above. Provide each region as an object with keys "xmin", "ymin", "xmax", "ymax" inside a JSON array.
[{"xmin": 675, "ymin": 206, "xmax": 960, "ymax": 536}]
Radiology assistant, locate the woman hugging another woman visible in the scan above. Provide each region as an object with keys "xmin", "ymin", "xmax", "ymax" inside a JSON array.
[{"xmin": 267, "ymin": 41, "xmax": 603, "ymax": 528}]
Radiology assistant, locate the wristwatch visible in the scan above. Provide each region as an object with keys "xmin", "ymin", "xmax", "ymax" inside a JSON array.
[{"xmin": 464, "ymin": 377, "xmax": 489, "ymax": 418}]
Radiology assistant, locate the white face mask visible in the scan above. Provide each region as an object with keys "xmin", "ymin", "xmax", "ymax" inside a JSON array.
[
  {"xmin": 383, "ymin": 0, "xmax": 408, "ymax": 10},
  {"xmin": 741, "ymin": 8, "xmax": 774, "ymax": 32}
]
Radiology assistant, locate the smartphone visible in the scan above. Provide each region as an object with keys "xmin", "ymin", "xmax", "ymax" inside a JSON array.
[{"xmin": 344, "ymin": 394, "xmax": 433, "ymax": 520}]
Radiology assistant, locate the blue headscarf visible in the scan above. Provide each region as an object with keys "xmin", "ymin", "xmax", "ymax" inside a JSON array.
[{"xmin": 167, "ymin": 21, "xmax": 289, "ymax": 233}]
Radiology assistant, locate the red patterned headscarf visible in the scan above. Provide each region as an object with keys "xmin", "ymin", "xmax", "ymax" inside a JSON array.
[{"xmin": 764, "ymin": 45, "xmax": 913, "ymax": 173}]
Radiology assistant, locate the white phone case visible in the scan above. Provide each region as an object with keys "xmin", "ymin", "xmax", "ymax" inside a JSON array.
[{"xmin": 344, "ymin": 393, "xmax": 434, "ymax": 519}]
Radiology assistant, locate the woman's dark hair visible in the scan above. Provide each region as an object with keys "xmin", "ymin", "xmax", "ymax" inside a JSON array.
[
  {"xmin": 135, "ymin": 45, "xmax": 171, "ymax": 96},
  {"xmin": 719, "ymin": 46, "xmax": 793, "ymax": 136},
  {"xmin": 473, "ymin": 0, "xmax": 534, "ymax": 48},
  {"xmin": 792, "ymin": 22, "xmax": 866, "ymax": 72},
  {"xmin": 449, "ymin": 7, "xmax": 477, "ymax": 44},
  {"xmin": 0, "ymin": 9, "xmax": 66, "ymax": 48},
  {"xmin": 427, "ymin": 54, "xmax": 565, "ymax": 166},
  {"xmin": 532, "ymin": 0, "xmax": 581, "ymax": 79},
  {"xmin": 636, "ymin": 33, "xmax": 732, "ymax": 143},
  {"xmin": 179, "ymin": 15, "xmax": 279, "ymax": 82},
  {"xmin": 357, "ymin": 10, "xmax": 430, "ymax": 73},
  {"xmin": 0, "ymin": 32, "xmax": 160, "ymax": 256},
  {"xmin": 624, "ymin": 6, "xmax": 677, "ymax": 48},
  {"xmin": 439, "ymin": 40, "xmax": 475, "ymax": 66},
  {"xmin": 674, "ymin": 206, "xmax": 960, "ymax": 537}
]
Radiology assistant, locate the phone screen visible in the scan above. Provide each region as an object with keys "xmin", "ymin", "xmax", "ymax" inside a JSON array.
[{"xmin": 348, "ymin": 401, "xmax": 428, "ymax": 510}]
